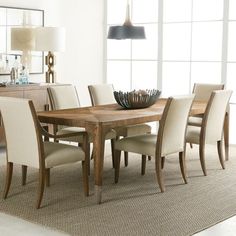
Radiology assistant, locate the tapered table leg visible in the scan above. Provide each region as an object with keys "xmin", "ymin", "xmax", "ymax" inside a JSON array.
[{"xmin": 92, "ymin": 124, "xmax": 107, "ymax": 204}]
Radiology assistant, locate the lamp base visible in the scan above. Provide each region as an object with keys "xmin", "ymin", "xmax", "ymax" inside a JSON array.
[
  {"xmin": 46, "ymin": 70, "xmax": 55, "ymax": 83},
  {"xmin": 45, "ymin": 51, "xmax": 55, "ymax": 83},
  {"xmin": 21, "ymin": 50, "xmax": 32, "ymax": 71}
]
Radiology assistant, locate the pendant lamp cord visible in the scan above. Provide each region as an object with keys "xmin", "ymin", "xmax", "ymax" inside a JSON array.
[{"xmin": 124, "ymin": 0, "xmax": 132, "ymax": 26}]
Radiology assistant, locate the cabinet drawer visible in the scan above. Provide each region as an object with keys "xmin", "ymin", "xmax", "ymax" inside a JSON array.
[{"xmin": 0, "ymin": 91, "xmax": 24, "ymax": 98}]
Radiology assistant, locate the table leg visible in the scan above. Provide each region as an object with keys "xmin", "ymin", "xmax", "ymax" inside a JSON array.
[
  {"xmin": 92, "ymin": 124, "xmax": 107, "ymax": 204},
  {"xmin": 224, "ymin": 111, "xmax": 229, "ymax": 161}
]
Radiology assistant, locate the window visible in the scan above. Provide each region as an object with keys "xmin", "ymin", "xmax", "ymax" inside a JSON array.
[
  {"xmin": 107, "ymin": 0, "xmax": 158, "ymax": 91},
  {"xmin": 227, "ymin": 0, "xmax": 236, "ymax": 143},
  {"xmin": 106, "ymin": 0, "xmax": 236, "ymax": 143}
]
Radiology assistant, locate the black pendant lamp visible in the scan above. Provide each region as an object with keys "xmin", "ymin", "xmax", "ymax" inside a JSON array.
[{"xmin": 107, "ymin": 1, "xmax": 146, "ymax": 40}]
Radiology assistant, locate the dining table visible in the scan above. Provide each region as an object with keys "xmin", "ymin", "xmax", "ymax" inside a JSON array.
[{"xmin": 38, "ymin": 98, "xmax": 228, "ymax": 204}]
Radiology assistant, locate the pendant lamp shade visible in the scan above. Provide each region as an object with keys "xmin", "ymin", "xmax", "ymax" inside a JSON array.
[
  {"xmin": 107, "ymin": 1, "xmax": 146, "ymax": 40},
  {"xmin": 108, "ymin": 25, "xmax": 145, "ymax": 40}
]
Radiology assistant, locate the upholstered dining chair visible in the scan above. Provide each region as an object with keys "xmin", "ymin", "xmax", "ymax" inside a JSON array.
[
  {"xmin": 0, "ymin": 97, "xmax": 89, "ymax": 209},
  {"xmin": 186, "ymin": 90, "xmax": 232, "ymax": 176},
  {"xmin": 114, "ymin": 95, "xmax": 195, "ymax": 192},
  {"xmin": 188, "ymin": 83, "xmax": 225, "ymax": 149},
  {"xmin": 47, "ymin": 85, "xmax": 117, "ymax": 171},
  {"xmin": 88, "ymin": 84, "xmax": 152, "ymax": 167},
  {"xmin": 188, "ymin": 83, "xmax": 224, "ymax": 127}
]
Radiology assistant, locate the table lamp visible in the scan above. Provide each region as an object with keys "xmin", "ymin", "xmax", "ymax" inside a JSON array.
[
  {"xmin": 11, "ymin": 27, "xmax": 36, "ymax": 70},
  {"xmin": 35, "ymin": 27, "xmax": 65, "ymax": 83}
]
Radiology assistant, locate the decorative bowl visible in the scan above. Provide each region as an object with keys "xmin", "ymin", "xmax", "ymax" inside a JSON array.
[{"xmin": 113, "ymin": 89, "xmax": 161, "ymax": 109}]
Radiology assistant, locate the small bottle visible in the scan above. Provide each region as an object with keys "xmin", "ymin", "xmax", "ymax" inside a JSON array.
[
  {"xmin": 12, "ymin": 55, "xmax": 20, "ymax": 80},
  {"xmin": 0, "ymin": 54, "xmax": 4, "ymax": 73},
  {"xmin": 10, "ymin": 68, "xmax": 16, "ymax": 84},
  {"xmin": 19, "ymin": 66, "xmax": 29, "ymax": 84},
  {"xmin": 5, "ymin": 58, "xmax": 10, "ymax": 73}
]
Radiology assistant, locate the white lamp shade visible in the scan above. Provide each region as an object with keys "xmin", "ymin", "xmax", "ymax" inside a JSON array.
[
  {"xmin": 11, "ymin": 27, "xmax": 36, "ymax": 51},
  {"xmin": 35, "ymin": 27, "xmax": 65, "ymax": 52}
]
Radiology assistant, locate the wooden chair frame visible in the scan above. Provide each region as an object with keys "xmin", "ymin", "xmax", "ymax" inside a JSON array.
[
  {"xmin": 193, "ymin": 92, "xmax": 230, "ymax": 176},
  {"xmin": 114, "ymin": 97, "xmax": 193, "ymax": 192},
  {"xmin": 3, "ymin": 100, "xmax": 89, "ymax": 209}
]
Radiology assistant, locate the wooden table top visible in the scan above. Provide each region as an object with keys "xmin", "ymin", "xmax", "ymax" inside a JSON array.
[{"xmin": 38, "ymin": 99, "xmax": 207, "ymax": 128}]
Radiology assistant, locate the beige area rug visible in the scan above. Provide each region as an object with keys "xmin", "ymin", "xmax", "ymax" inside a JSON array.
[{"xmin": 0, "ymin": 145, "xmax": 236, "ymax": 236}]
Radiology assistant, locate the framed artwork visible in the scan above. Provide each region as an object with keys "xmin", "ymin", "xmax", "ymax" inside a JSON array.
[{"xmin": 0, "ymin": 6, "xmax": 44, "ymax": 75}]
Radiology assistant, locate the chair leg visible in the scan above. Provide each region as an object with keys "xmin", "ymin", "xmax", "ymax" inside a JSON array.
[
  {"xmin": 82, "ymin": 160, "xmax": 89, "ymax": 196},
  {"xmin": 3, "ymin": 162, "xmax": 13, "ymax": 199},
  {"xmin": 161, "ymin": 157, "xmax": 165, "ymax": 169},
  {"xmin": 22, "ymin": 165, "xmax": 27, "ymax": 186},
  {"xmin": 36, "ymin": 168, "xmax": 45, "ymax": 209},
  {"xmin": 147, "ymin": 131, "xmax": 152, "ymax": 161},
  {"xmin": 141, "ymin": 155, "xmax": 146, "ymax": 175},
  {"xmin": 179, "ymin": 152, "xmax": 188, "ymax": 184},
  {"xmin": 43, "ymin": 125, "xmax": 49, "ymax": 142},
  {"xmin": 224, "ymin": 112, "xmax": 229, "ymax": 161},
  {"xmin": 199, "ymin": 143, "xmax": 207, "ymax": 176},
  {"xmin": 91, "ymin": 148, "xmax": 94, "ymax": 160},
  {"xmin": 81, "ymin": 133, "xmax": 89, "ymax": 196},
  {"xmin": 87, "ymin": 143, "xmax": 91, "ymax": 175},
  {"xmin": 45, "ymin": 168, "xmax": 50, "ymax": 187},
  {"xmin": 217, "ymin": 140, "xmax": 225, "ymax": 169},
  {"xmin": 111, "ymin": 139, "xmax": 115, "ymax": 168},
  {"xmin": 190, "ymin": 143, "xmax": 193, "ymax": 149},
  {"xmin": 155, "ymin": 156, "xmax": 165, "ymax": 192},
  {"xmin": 124, "ymin": 152, "xmax": 128, "ymax": 167},
  {"xmin": 114, "ymin": 150, "xmax": 121, "ymax": 183},
  {"xmin": 80, "ymin": 142, "xmax": 91, "ymax": 175}
]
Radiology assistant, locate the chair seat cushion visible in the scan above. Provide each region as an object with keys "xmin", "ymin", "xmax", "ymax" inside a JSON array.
[
  {"xmin": 44, "ymin": 142, "xmax": 85, "ymax": 168},
  {"xmin": 188, "ymin": 117, "xmax": 202, "ymax": 127},
  {"xmin": 115, "ymin": 134, "xmax": 157, "ymax": 157},
  {"xmin": 117, "ymin": 124, "xmax": 152, "ymax": 137},
  {"xmin": 186, "ymin": 126, "xmax": 201, "ymax": 144},
  {"xmin": 105, "ymin": 129, "xmax": 117, "ymax": 139},
  {"xmin": 57, "ymin": 127, "xmax": 87, "ymax": 142},
  {"xmin": 57, "ymin": 127, "xmax": 116, "ymax": 142}
]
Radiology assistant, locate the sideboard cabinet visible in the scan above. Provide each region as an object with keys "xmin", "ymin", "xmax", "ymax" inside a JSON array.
[{"xmin": 0, "ymin": 83, "xmax": 50, "ymax": 111}]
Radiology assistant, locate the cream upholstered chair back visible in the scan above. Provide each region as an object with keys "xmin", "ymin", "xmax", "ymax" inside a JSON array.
[
  {"xmin": 193, "ymin": 83, "xmax": 224, "ymax": 102},
  {"xmin": 157, "ymin": 95, "xmax": 195, "ymax": 156},
  {"xmin": 47, "ymin": 85, "xmax": 80, "ymax": 110},
  {"xmin": 202, "ymin": 90, "xmax": 232, "ymax": 143},
  {"xmin": 0, "ymin": 97, "xmax": 43, "ymax": 168},
  {"xmin": 88, "ymin": 84, "xmax": 116, "ymax": 106}
]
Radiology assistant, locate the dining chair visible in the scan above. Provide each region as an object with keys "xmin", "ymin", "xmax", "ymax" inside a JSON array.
[
  {"xmin": 188, "ymin": 83, "xmax": 225, "ymax": 149},
  {"xmin": 0, "ymin": 97, "xmax": 89, "ymax": 209},
  {"xmin": 47, "ymin": 85, "xmax": 117, "ymax": 171},
  {"xmin": 114, "ymin": 95, "xmax": 195, "ymax": 192},
  {"xmin": 88, "ymin": 84, "xmax": 152, "ymax": 167},
  {"xmin": 188, "ymin": 83, "xmax": 224, "ymax": 127},
  {"xmin": 186, "ymin": 90, "xmax": 232, "ymax": 176}
]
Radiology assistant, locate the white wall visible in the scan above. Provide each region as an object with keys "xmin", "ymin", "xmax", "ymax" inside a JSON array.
[
  {"xmin": 57, "ymin": 0, "xmax": 105, "ymax": 106},
  {"xmin": 0, "ymin": 0, "xmax": 105, "ymax": 106}
]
